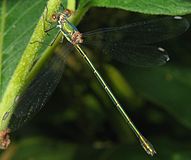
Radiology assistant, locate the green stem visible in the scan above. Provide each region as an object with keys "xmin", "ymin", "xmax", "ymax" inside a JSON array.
[{"xmin": 67, "ymin": 0, "xmax": 76, "ymax": 11}]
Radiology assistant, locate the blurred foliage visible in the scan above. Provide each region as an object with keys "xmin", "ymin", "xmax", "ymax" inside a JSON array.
[{"xmin": 1, "ymin": 0, "xmax": 191, "ymax": 159}]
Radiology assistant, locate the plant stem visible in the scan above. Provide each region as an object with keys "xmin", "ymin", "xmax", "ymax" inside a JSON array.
[{"xmin": 67, "ymin": 0, "xmax": 76, "ymax": 11}]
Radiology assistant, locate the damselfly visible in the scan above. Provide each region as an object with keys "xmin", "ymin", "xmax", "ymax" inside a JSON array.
[{"xmin": 2, "ymin": 5, "xmax": 189, "ymax": 154}]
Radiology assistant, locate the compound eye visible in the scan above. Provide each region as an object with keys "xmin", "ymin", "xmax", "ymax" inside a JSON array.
[
  {"xmin": 51, "ymin": 14, "xmax": 58, "ymax": 22},
  {"xmin": 63, "ymin": 9, "xmax": 73, "ymax": 17}
]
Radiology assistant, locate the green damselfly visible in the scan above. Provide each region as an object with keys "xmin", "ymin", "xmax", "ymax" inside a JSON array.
[{"xmin": 1, "ymin": 5, "xmax": 189, "ymax": 154}]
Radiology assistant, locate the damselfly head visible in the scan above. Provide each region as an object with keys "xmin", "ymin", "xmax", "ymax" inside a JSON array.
[{"xmin": 51, "ymin": 9, "xmax": 73, "ymax": 24}]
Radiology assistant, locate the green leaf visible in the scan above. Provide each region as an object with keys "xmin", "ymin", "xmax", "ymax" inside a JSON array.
[
  {"xmin": 124, "ymin": 65, "xmax": 191, "ymax": 128},
  {"xmin": 90, "ymin": 0, "xmax": 191, "ymax": 15},
  {"xmin": 0, "ymin": 0, "xmax": 46, "ymax": 99}
]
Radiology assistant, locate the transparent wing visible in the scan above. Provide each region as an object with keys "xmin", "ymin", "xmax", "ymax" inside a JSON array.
[
  {"xmin": 7, "ymin": 49, "xmax": 69, "ymax": 131},
  {"xmin": 84, "ymin": 16, "xmax": 189, "ymax": 45},
  {"xmin": 83, "ymin": 16, "xmax": 189, "ymax": 67},
  {"xmin": 100, "ymin": 41, "xmax": 169, "ymax": 67},
  {"xmin": 82, "ymin": 39, "xmax": 169, "ymax": 67}
]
